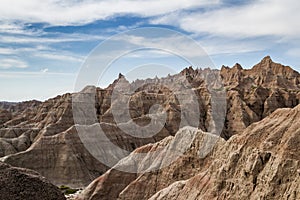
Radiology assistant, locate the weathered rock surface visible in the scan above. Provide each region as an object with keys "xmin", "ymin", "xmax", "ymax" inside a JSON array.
[
  {"xmin": 149, "ymin": 105, "xmax": 300, "ymax": 200},
  {"xmin": 0, "ymin": 161, "xmax": 65, "ymax": 200},
  {"xmin": 1, "ymin": 126, "xmax": 108, "ymax": 188},
  {"xmin": 76, "ymin": 127, "xmax": 224, "ymax": 200},
  {"xmin": 0, "ymin": 56, "xmax": 299, "ymax": 189},
  {"xmin": 1, "ymin": 121, "xmax": 171, "ymax": 187},
  {"xmin": 77, "ymin": 104, "xmax": 300, "ymax": 200},
  {"xmin": 220, "ymin": 56, "xmax": 300, "ymax": 139},
  {"xmin": 0, "ymin": 109, "xmax": 12, "ymax": 125},
  {"xmin": 0, "ymin": 100, "xmax": 41, "ymax": 113}
]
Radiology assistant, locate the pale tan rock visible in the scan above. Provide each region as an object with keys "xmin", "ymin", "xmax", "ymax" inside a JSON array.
[
  {"xmin": 150, "ymin": 105, "xmax": 300, "ymax": 200},
  {"xmin": 0, "ymin": 56, "xmax": 299, "ymax": 191},
  {"xmin": 220, "ymin": 56, "xmax": 300, "ymax": 138},
  {"xmin": 78, "ymin": 104, "xmax": 300, "ymax": 200},
  {"xmin": 77, "ymin": 127, "xmax": 225, "ymax": 200}
]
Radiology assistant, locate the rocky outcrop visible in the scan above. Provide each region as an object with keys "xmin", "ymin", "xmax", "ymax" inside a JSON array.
[
  {"xmin": 220, "ymin": 56, "xmax": 300, "ymax": 138},
  {"xmin": 77, "ymin": 104, "xmax": 300, "ymax": 200},
  {"xmin": 76, "ymin": 127, "xmax": 224, "ymax": 200},
  {"xmin": 0, "ymin": 161, "xmax": 65, "ymax": 200},
  {"xmin": 0, "ymin": 109, "xmax": 12, "ymax": 126},
  {"xmin": 148, "ymin": 105, "xmax": 300, "ymax": 200},
  {"xmin": 0, "ymin": 100, "xmax": 41, "ymax": 113},
  {"xmin": 1, "ymin": 122, "xmax": 171, "ymax": 187},
  {"xmin": 1, "ymin": 126, "xmax": 108, "ymax": 188},
  {"xmin": 0, "ymin": 56, "xmax": 299, "ymax": 189}
]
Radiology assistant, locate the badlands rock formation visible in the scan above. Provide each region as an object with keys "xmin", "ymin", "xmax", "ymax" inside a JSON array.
[
  {"xmin": 77, "ymin": 104, "xmax": 300, "ymax": 200},
  {"xmin": 76, "ymin": 127, "xmax": 224, "ymax": 200},
  {"xmin": 0, "ymin": 56, "xmax": 299, "ymax": 190},
  {"xmin": 0, "ymin": 161, "xmax": 65, "ymax": 200},
  {"xmin": 149, "ymin": 105, "xmax": 300, "ymax": 200},
  {"xmin": 220, "ymin": 56, "xmax": 300, "ymax": 138}
]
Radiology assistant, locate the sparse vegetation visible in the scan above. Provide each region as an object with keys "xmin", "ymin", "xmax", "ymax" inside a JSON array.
[
  {"xmin": 59, "ymin": 185, "xmax": 79, "ymax": 195},
  {"xmin": 59, "ymin": 185, "xmax": 69, "ymax": 190}
]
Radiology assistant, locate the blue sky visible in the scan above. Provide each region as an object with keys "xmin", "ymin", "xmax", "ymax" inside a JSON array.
[{"xmin": 0, "ymin": 0, "xmax": 300, "ymax": 101}]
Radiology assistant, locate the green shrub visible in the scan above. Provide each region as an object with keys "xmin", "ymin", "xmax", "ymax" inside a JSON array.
[
  {"xmin": 59, "ymin": 185, "xmax": 79, "ymax": 195},
  {"xmin": 65, "ymin": 188, "xmax": 79, "ymax": 195},
  {"xmin": 59, "ymin": 185, "xmax": 70, "ymax": 190}
]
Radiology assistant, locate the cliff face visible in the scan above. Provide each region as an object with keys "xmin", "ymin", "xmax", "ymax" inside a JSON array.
[
  {"xmin": 149, "ymin": 105, "xmax": 300, "ymax": 200},
  {"xmin": 76, "ymin": 127, "xmax": 224, "ymax": 200},
  {"xmin": 0, "ymin": 56, "xmax": 299, "ymax": 188},
  {"xmin": 78, "ymin": 104, "xmax": 300, "ymax": 200},
  {"xmin": 220, "ymin": 56, "xmax": 300, "ymax": 139}
]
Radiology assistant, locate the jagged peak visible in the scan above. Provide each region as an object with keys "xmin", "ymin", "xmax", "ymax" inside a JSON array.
[
  {"xmin": 105, "ymin": 73, "xmax": 129, "ymax": 90},
  {"xmin": 180, "ymin": 66, "xmax": 195, "ymax": 75},
  {"xmin": 220, "ymin": 63, "xmax": 243, "ymax": 71},
  {"xmin": 251, "ymin": 55, "xmax": 275, "ymax": 71},
  {"xmin": 259, "ymin": 55, "xmax": 273, "ymax": 66},
  {"xmin": 233, "ymin": 63, "xmax": 243, "ymax": 70},
  {"xmin": 261, "ymin": 55, "xmax": 272, "ymax": 63},
  {"xmin": 221, "ymin": 65, "xmax": 229, "ymax": 70},
  {"xmin": 251, "ymin": 56, "xmax": 299, "ymax": 78},
  {"xmin": 118, "ymin": 73, "xmax": 125, "ymax": 79}
]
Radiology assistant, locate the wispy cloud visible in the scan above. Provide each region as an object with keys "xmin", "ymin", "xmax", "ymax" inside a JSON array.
[
  {"xmin": 110, "ymin": 33, "xmax": 266, "ymax": 59},
  {"xmin": 40, "ymin": 68, "xmax": 48, "ymax": 73},
  {"xmin": 151, "ymin": 0, "xmax": 300, "ymax": 39},
  {"xmin": 0, "ymin": 46, "xmax": 84, "ymax": 64},
  {"xmin": 0, "ymin": 33, "xmax": 105, "ymax": 44},
  {"xmin": 0, "ymin": 46, "xmax": 49, "ymax": 55},
  {"xmin": 199, "ymin": 36, "xmax": 269, "ymax": 56},
  {"xmin": 111, "ymin": 34, "xmax": 209, "ymax": 57},
  {"xmin": 0, "ymin": 71, "xmax": 75, "ymax": 78},
  {"xmin": 0, "ymin": 0, "xmax": 299, "ymax": 101},
  {"xmin": 0, "ymin": 58, "xmax": 28, "ymax": 69},
  {"xmin": 0, "ymin": 0, "xmax": 218, "ymax": 26},
  {"xmin": 0, "ymin": 22, "xmax": 42, "ymax": 35},
  {"xmin": 34, "ymin": 52, "xmax": 84, "ymax": 63},
  {"xmin": 0, "ymin": 47, "xmax": 14, "ymax": 55}
]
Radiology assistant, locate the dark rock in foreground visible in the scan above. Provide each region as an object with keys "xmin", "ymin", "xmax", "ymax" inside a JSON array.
[{"xmin": 0, "ymin": 162, "xmax": 65, "ymax": 200}]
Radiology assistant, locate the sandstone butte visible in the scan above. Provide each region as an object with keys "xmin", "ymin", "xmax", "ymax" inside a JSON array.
[{"xmin": 0, "ymin": 56, "xmax": 299, "ymax": 199}]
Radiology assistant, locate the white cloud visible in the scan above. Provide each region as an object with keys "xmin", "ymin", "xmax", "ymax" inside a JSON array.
[
  {"xmin": 151, "ymin": 0, "xmax": 300, "ymax": 39},
  {"xmin": 124, "ymin": 49, "xmax": 172, "ymax": 58},
  {"xmin": 0, "ymin": 71, "xmax": 75, "ymax": 78},
  {"xmin": 40, "ymin": 68, "xmax": 48, "ymax": 73},
  {"xmin": 34, "ymin": 52, "xmax": 84, "ymax": 62},
  {"xmin": 0, "ymin": 46, "xmax": 83, "ymax": 63},
  {"xmin": 0, "ymin": 33, "xmax": 105, "ymax": 44},
  {"xmin": 0, "ymin": 0, "xmax": 218, "ymax": 26},
  {"xmin": 111, "ymin": 34, "xmax": 209, "ymax": 57},
  {"xmin": 0, "ymin": 58, "xmax": 28, "ymax": 69},
  {"xmin": 0, "ymin": 22, "xmax": 42, "ymax": 35},
  {"xmin": 199, "ymin": 36, "xmax": 268, "ymax": 55},
  {"xmin": 0, "ymin": 47, "xmax": 14, "ymax": 55},
  {"xmin": 110, "ymin": 33, "xmax": 265, "ymax": 58},
  {"xmin": 0, "ymin": 46, "xmax": 50, "ymax": 55}
]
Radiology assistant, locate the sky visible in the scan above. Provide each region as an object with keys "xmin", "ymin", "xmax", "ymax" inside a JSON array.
[{"xmin": 0, "ymin": 0, "xmax": 300, "ymax": 101}]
